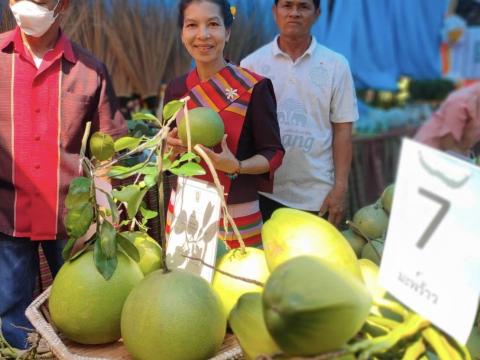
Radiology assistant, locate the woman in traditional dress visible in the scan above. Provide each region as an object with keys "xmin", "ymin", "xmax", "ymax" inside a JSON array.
[{"xmin": 165, "ymin": 0, "xmax": 284, "ymax": 249}]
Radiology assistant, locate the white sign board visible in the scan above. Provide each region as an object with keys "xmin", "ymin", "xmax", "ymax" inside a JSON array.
[
  {"xmin": 166, "ymin": 177, "xmax": 221, "ymax": 283},
  {"xmin": 380, "ymin": 139, "xmax": 480, "ymax": 344}
]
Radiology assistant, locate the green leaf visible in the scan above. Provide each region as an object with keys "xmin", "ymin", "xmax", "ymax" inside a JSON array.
[
  {"xmin": 62, "ymin": 237, "xmax": 77, "ymax": 261},
  {"xmin": 132, "ymin": 112, "xmax": 159, "ymax": 122},
  {"xmin": 100, "ymin": 221, "xmax": 117, "ymax": 259},
  {"xmin": 94, "ymin": 237, "xmax": 117, "ymax": 280},
  {"xmin": 114, "ymin": 136, "xmax": 142, "ymax": 152},
  {"xmin": 106, "ymin": 193, "xmax": 119, "ymax": 223},
  {"xmin": 144, "ymin": 174, "xmax": 157, "ymax": 188},
  {"xmin": 137, "ymin": 166, "xmax": 158, "ymax": 176},
  {"xmin": 65, "ymin": 203, "xmax": 94, "ymax": 239},
  {"xmin": 90, "ymin": 132, "xmax": 115, "ymax": 161},
  {"xmin": 117, "ymin": 233, "xmax": 140, "ymax": 262},
  {"xmin": 178, "ymin": 152, "xmax": 200, "ymax": 163},
  {"xmin": 162, "ymin": 155, "xmax": 172, "ymax": 171},
  {"xmin": 163, "ymin": 100, "xmax": 184, "ymax": 121},
  {"xmin": 107, "ymin": 163, "xmax": 148, "ymax": 179},
  {"xmin": 65, "ymin": 177, "xmax": 92, "ymax": 209},
  {"xmin": 112, "ymin": 185, "xmax": 149, "ymax": 219},
  {"xmin": 143, "ymin": 137, "xmax": 160, "ymax": 149},
  {"xmin": 170, "ymin": 162, "xmax": 206, "ymax": 177},
  {"xmin": 140, "ymin": 207, "xmax": 158, "ymax": 220},
  {"xmin": 118, "ymin": 231, "xmax": 138, "ymax": 243}
]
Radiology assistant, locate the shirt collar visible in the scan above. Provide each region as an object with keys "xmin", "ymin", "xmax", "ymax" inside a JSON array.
[
  {"xmin": 1, "ymin": 26, "xmax": 77, "ymax": 64},
  {"xmin": 271, "ymin": 35, "xmax": 317, "ymax": 59}
]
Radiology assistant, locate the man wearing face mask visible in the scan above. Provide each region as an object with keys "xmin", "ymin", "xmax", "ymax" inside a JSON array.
[{"xmin": 0, "ymin": 0, "xmax": 126, "ymax": 349}]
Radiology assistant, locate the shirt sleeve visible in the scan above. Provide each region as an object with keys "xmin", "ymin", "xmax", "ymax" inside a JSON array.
[
  {"xmin": 247, "ymin": 78, "xmax": 284, "ymax": 180},
  {"xmin": 434, "ymin": 93, "xmax": 469, "ymax": 143},
  {"xmin": 91, "ymin": 63, "xmax": 127, "ymax": 139},
  {"xmin": 331, "ymin": 57, "xmax": 359, "ymax": 123},
  {"xmin": 415, "ymin": 91, "xmax": 469, "ymax": 147}
]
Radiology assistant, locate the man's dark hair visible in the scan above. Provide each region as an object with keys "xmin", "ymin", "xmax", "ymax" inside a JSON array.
[
  {"xmin": 274, "ymin": 0, "xmax": 321, "ymax": 10},
  {"xmin": 178, "ymin": 0, "xmax": 234, "ymax": 29}
]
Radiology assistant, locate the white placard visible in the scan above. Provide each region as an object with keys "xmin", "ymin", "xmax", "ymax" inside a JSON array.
[
  {"xmin": 166, "ymin": 177, "xmax": 221, "ymax": 282},
  {"xmin": 379, "ymin": 139, "xmax": 480, "ymax": 344}
]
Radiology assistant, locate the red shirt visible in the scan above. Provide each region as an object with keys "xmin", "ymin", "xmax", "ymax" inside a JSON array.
[{"xmin": 0, "ymin": 28, "xmax": 127, "ymax": 240}]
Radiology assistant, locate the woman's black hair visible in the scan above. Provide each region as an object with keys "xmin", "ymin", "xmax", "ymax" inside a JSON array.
[{"xmin": 178, "ymin": 0, "xmax": 234, "ymax": 29}]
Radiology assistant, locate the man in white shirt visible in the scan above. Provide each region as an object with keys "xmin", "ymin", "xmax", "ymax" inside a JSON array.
[{"xmin": 241, "ymin": 0, "xmax": 358, "ymax": 226}]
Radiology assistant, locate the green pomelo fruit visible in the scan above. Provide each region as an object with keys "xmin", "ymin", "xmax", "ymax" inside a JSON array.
[
  {"xmin": 361, "ymin": 240, "xmax": 384, "ymax": 266},
  {"xmin": 121, "ymin": 231, "xmax": 162, "ymax": 275},
  {"xmin": 358, "ymin": 258, "xmax": 387, "ymax": 318},
  {"xmin": 467, "ymin": 327, "xmax": 480, "ymax": 359},
  {"xmin": 121, "ymin": 269, "xmax": 226, "ymax": 360},
  {"xmin": 352, "ymin": 203, "xmax": 389, "ymax": 240},
  {"xmin": 178, "ymin": 107, "xmax": 225, "ymax": 147},
  {"xmin": 358, "ymin": 258, "xmax": 386, "ymax": 301},
  {"xmin": 381, "ymin": 184, "xmax": 395, "ymax": 213},
  {"xmin": 263, "ymin": 256, "xmax": 372, "ymax": 356},
  {"xmin": 229, "ymin": 292, "xmax": 280, "ymax": 360},
  {"xmin": 212, "ymin": 247, "xmax": 270, "ymax": 317},
  {"xmin": 89, "ymin": 132, "xmax": 115, "ymax": 161},
  {"xmin": 216, "ymin": 240, "xmax": 229, "ymax": 264},
  {"xmin": 49, "ymin": 251, "xmax": 143, "ymax": 344},
  {"xmin": 341, "ymin": 229, "xmax": 367, "ymax": 257},
  {"xmin": 262, "ymin": 208, "xmax": 362, "ymax": 280}
]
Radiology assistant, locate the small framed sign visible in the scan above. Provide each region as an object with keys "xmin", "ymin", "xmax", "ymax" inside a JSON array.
[
  {"xmin": 380, "ymin": 139, "xmax": 480, "ymax": 344},
  {"xmin": 166, "ymin": 176, "xmax": 222, "ymax": 283}
]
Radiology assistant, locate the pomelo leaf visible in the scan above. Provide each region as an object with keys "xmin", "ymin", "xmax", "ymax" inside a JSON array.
[
  {"xmin": 107, "ymin": 163, "xmax": 147, "ymax": 179},
  {"xmin": 140, "ymin": 207, "xmax": 158, "ymax": 220},
  {"xmin": 132, "ymin": 112, "xmax": 158, "ymax": 122},
  {"xmin": 114, "ymin": 136, "xmax": 142, "ymax": 152},
  {"xmin": 100, "ymin": 221, "xmax": 117, "ymax": 259},
  {"xmin": 112, "ymin": 185, "xmax": 149, "ymax": 219},
  {"xmin": 163, "ymin": 100, "xmax": 184, "ymax": 121},
  {"xmin": 170, "ymin": 162, "xmax": 206, "ymax": 177},
  {"xmin": 105, "ymin": 193, "xmax": 119, "ymax": 223},
  {"xmin": 90, "ymin": 132, "xmax": 115, "ymax": 161},
  {"xmin": 65, "ymin": 203, "xmax": 94, "ymax": 239},
  {"xmin": 94, "ymin": 237, "xmax": 117, "ymax": 280},
  {"xmin": 65, "ymin": 177, "xmax": 92, "ymax": 209},
  {"xmin": 137, "ymin": 166, "xmax": 158, "ymax": 176},
  {"xmin": 62, "ymin": 237, "xmax": 77, "ymax": 261},
  {"xmin": 117, "ymin": 233, "xmax": 140, "ymax": 262},
  {"xmin": 143, "ymin": 174, "xmax": 157, "ymax": 188},
  {"xmin": 178, "ymin": 152, "xmax": 200, "ymax": 163}
]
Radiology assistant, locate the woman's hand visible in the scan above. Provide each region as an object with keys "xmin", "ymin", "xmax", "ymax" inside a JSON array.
[
  {"xmin": 196, "ymin": 135, "xmax": 239, "ymax": 174},
  {"xmin": 166, "ymin": 128, "xmax": 187, "ymax": 158}
]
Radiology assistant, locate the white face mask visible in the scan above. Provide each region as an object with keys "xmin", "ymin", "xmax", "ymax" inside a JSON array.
[{"xmin": 10, "ymin": 0, "xmax": 61, "ymax": 38}]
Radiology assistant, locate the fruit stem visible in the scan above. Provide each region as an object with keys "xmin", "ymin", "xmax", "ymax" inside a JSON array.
[
  {"xmin": 157, "ymin": 140, "xmax": 170, "ymax": 273},
  {"xmin": 79, "ymin": 121, "xmax": 92, "ymax": 174},
  {"xmin": 193, "ymin": 144, "xmax": 246, "ymax": 253},
  {"xmin": 182, "ymin": 255, "xmax": 264, "ymax": 287},
  {"xmin": 183, "ymin": 101, "xmax": 192, "ymax": 156}
]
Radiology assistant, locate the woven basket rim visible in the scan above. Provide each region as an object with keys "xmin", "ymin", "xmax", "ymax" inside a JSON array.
[{"xmin": 25, "ymin": 286, "xmax": 243, "ymax": 360}]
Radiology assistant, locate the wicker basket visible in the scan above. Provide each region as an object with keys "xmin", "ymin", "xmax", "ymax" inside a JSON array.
[{"xmin": 25, "ymin": 287, "xmax": 243, "ymax": 360}]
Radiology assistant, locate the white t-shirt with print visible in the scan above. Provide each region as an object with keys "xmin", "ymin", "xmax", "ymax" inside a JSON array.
[{"xmin": 241, "ymin": 36, "xmax": 358, "ymax": 211}]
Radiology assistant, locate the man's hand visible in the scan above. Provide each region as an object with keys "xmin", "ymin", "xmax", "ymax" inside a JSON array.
[{"xmin": 319, "ymin": 186, "xmax": 347, "ymax": 227}]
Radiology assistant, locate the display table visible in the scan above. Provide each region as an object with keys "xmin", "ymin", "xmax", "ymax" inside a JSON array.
[{"xmin": 347, "ymin": 126, "xmax": 418, "ymax": 219}]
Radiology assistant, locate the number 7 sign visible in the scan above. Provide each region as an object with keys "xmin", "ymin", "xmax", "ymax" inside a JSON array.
[{"xmin": 379, "ymin": 139, "xmax": 480, "ymax": 344}]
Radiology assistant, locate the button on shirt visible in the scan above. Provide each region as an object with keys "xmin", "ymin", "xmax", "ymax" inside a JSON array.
[
  {"xmin": 241, "ymin": 36, "xmax": 358, "ymax": 211},
  {"xmin": 0, "ymin": 27, "xmax": 126, "ymax": 241}
]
